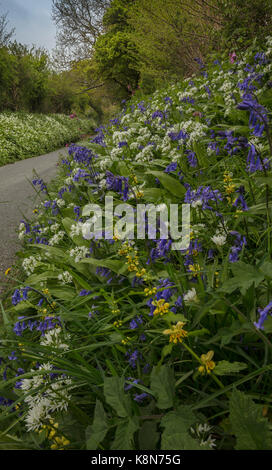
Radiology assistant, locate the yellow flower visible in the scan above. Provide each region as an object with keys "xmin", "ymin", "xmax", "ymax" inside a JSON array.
[
  {"xmin": 144, "ymin": 287, "xmax": 157, "ymax": 297},
  {"xmin": 163, "ymin": 322, "xmax": 188, "ymax": 344},
  {"xmin": 121, "ymin": 336, "xmax": 130, "ymax": 345},
  {"xmin": 225, "ymin": 184, "xmax": 236, "ymax": 195},
  {"xmin": 5, "ymin": 267, "xmax": 11, "ymax": 276},
  {"xmin": 131, "ymin": 174, "xmax": 138, "ymax": 184},
  {"xmin": 198, "ymin": 350, "xmax": 216, "ymax": 375},
  {"xmin": 152, "ymin": 298, "xmax": 170, "ymax": 316},
  {"xmin": 223, "ymin": 172, "xmax": 233, "ymax": 184},
  {"xmin": 188, "ymin": 264, "xmax": 201, "ymax": 277},
  {"xmin": 135, "ymin": 268, "xmax": 146, "ymax": 278}
]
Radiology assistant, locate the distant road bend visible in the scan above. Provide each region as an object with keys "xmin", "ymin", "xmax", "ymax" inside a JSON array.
[{"xmin": 0, "ymin": 147, "xmax": 66, "ymax": 291}]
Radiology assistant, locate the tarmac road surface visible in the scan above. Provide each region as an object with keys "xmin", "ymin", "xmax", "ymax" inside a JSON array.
[{"xmin": 0, "ymin": 147, "xmax": 67, "ymax": 293}]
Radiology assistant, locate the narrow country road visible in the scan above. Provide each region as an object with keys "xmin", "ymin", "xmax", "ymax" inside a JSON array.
[{"xmin": 0, "ymin": 147, "xmax": 67, "ymax": 293}]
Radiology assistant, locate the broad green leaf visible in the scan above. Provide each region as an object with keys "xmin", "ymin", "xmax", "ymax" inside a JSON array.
[
  {"xmin": 214, "ymin": 361, "xmax": 247, "ymax": 376},
  {"xmin": 142, "ymin": 188, "xmax": 165, "ymax": 202},
  {"xmin": 161, "ymin": 432, "xmax": 203, "ymax": 450},
  {"xmin": 111, "ymin": 417, "xmax": 139, "ymax": 450},
  {"xmin": 138, "ymin": 421, "xmax": 160, "ymax": 450},
  {"xmin": 150, "ymin": 365, "xmax": 175, "ymax": 409},
  {"xmin": 220, "ymin": 262, "xmax": 264, "ymax": 295},
  {"xmin": 86, "ymin": 400, "xmax": 108, "ymax": 450},
  {"xmin": 229, "ymin": 390, "xmax": 272, "ymax": 450},
  {"xmin": 161, "ymin": 406, "xmax": 203, "ymax": 450},
  {"xmin": 146, "ymin": 171, "xmax": 185, "ymax": 198},
  {"xmin": 104, "ymin": 377, "xmax": 131, "ymax": 418},
  {"xmin": 81, "ymin": 257, "xmax": 127, "ymax": 275}
]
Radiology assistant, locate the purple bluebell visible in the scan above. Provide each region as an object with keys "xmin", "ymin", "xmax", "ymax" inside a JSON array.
[
  {"xmin": 165, "ymin": 162, "xmax": 177, "ymax": 173},
  {"xmin": 126, "ymin": 349, "xmax": 141, "ymax": 369},
  {"xmin": 168, "ymin": 130, "xmax": 188, "ymax": 141},
  {"xmin": 254, "ymin": 301, "xmax": 272, "ymax": 330},
  {"xmin": 185, "ymin": 150, "xmax": 198, "ymax": 168},
  {"xmin": 106, "ymin": 171, "xmax": 130, "ymax": 201},
  {"xmin": 185, "ymin": 185, "xmax": 223, "ymax": 210},
  {"xmin": 129, "ymin": 315, "xmax": 143, "ymax": 330},
  {"xmin": 134, "ymin": 393, "xmax": 149, "ymax": 403},
  {"xmin": 229, "ymin": 231, "xmax": 246, "ymax": 263},
  {"xmin": 79, "ymin": 289, "xmax": 92, "ymax": 296}
]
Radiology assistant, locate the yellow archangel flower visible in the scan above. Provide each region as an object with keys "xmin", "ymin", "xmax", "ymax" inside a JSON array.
[
  {"xmin": 152, "ymin": 298, "xmax": 170, "ymax": 316},
  {"xmin": 5, "ymin": 267, "xmax": 11, "ymax": 276},
  {"xmin": 198, "ymin": 350, "xmax": 216, "ymax": 375},
  {"xmin": 163, "ymin": 321, "xmax": 188, "ymax": 344},
  {"xmin": 144, "ymin": 287, "xmax": 157, "ymax": 297}
]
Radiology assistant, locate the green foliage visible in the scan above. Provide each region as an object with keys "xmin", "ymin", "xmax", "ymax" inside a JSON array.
[
  {"xmin": 0, "ymin": 112, "xmax": 94, "ymax": 166},
  {"xmin": 217, "ymin": 0, "xmax": 272, "ymax": 48},
  {"xmin": 104, "ymin": 377, "xmax": 132, "ymax": 417},
  {"xmin": 86, "ymin": 400, "xmax": 108, "ymax": 450},
  {"xmin": 161, "ymin": 407, "xmax": 203, "ymax": 450},
  {"xmin": 94, "ymin": 0, "xmax": 139, "ymax": 97},
  {"xmin": 150, "ymin": 366, "xmax": 175, "ymax": 410},
  {"xmin": 1, "ymin": 36, "xmax": 272, "ymax": 451},
  {"xmin": 229, "ymin": 390, "xmax": 272, "ymax": 450}
]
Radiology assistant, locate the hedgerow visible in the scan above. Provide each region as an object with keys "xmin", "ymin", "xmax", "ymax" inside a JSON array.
[{"xmin": 1, "ymin": 37, "xmax": 272, "ymax": 450}]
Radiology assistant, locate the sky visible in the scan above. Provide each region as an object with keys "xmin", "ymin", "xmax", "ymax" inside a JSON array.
[{"xmin": 0, "ymin": 0, "xmax": 56, "ymax": 51}]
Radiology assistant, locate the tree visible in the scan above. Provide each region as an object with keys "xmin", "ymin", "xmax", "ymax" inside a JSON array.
[
  {"xmin": 52, "ymin": 0, "xmax": 111, "ymax": 62},
  {"xmin": 0, "ymin": 9, "xmax": 15, "ymax": 46},
  {"xmin": 93, "ymin": 0, "xmax": 140, "ymax": 97},
  {"xmin": 127, "ymin": 0, "xmax": 221, "ymax": 88}
]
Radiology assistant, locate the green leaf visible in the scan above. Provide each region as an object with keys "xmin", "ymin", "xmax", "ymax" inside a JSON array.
[
  {"xmin": 142, "ymin": 188, "xmax": 165, "ymax": 202},
  {"xmin": 111, "ymin": 417, "xmax": 139, "ymax": 450},
  {"xmin": 229, "ymin": 390, "xmax": 272, "ymax": 450},
  {"xmin": 104, "ymin": 377, "xmax": 132, "ymax": 418},
  {"xmin": 146, "ymin": 171, "xmax": 185, "ymax": 197},
  {"xmin": 259, "ymin": 260, "xmax": 272, "ymax": 279},
  {"xmin": 86, "ymin": 400, "xmax": 108, "ymax": 450},
  {"xmin": 161, "ymin": 432, "xmax": 203, "ymax": 450},
  {"xmin": 81, "ymin": 257, "xmax": 127, "ymax": 275},
  {"xmin": 138, "ymin": 421, "xmax": 160, "ymax": 450},
  {"xmin": 161, "ymin": 406, "xmax": 203, "ymax": 450},
  {"xmin": 214, "ymin": 361, "xmax": 247, "ymax": 376},
  {"xmin": 220, "ymin": 262, "xmax": 264, "ymax": 295},
  {"xmin": 150, "ymin": 365, "xmax": 175, "ymax": 409}
]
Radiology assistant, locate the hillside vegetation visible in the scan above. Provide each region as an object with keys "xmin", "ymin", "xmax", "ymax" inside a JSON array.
[{"xmin": 0, "ymin": 36, "xmax": 272, "ymax": 450}]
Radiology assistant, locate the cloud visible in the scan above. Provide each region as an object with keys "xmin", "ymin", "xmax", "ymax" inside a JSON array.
[{"xmin": 0, "ymin": 0, "xmax": 56, "ymax": 50}]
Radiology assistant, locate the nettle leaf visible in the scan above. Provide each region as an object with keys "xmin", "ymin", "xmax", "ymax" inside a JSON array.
[
  {"xmin": 86, "ymin": 400, "xmax": 108, "ymax": 450},
  {"xmin": 111, "ymin": 417, "xmax": 139, "ymax": 450},
  {"xmin": 220, "ymin": 262, "xmax": 264, "ymax": 295},
  {"xmin": 138, "ymin": 421, "xmax": 160, "ymax": 450},
  {"xmin": 104, "ymin": 376, "xmax": 132, "ymax": 418},
  {"xmin": 214, "ymin": 361, "xmax": 247, "ymax": 376},
  {"xmin": 146, "ymin": 170, "xmax": 185, "ymax": 197},
  {"xmin": 229, "ymin": 390, "xmax": 272, "ymax": 450},
  {"xmin": 150, "ymin": 365, "xmax": 175, "ymax": 409},
  {"xmin": 259, "ymin": 260, "xmax": 272, "ymax": 279},
  {"xmin": 161, "ymin": 406, "xmax": 203, "ymax": 450}
]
